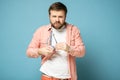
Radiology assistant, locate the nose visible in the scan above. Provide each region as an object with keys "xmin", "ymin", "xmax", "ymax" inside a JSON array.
[{"xmin": 56, "ymin": 17, "xmax": 59, "ymax": 22}]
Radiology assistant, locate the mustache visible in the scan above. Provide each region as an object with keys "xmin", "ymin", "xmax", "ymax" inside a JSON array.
[{"xmin": 54, "ymin": 21, "xmax": 61, "ymax": 24}]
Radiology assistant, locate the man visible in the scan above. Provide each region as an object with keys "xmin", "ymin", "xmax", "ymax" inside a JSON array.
[{"xmin": 26, "ymin": 2, "xmax": 85, "ymax": 80}]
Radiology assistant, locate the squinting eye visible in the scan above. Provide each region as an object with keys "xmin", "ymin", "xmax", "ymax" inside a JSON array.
[
  {"xmin": 52, "ymin": 16, "xmax": 56, "ymax": 17},
  {"xmin": 59, "ymin": 16, "xmax": 63, "ymax": 18}
]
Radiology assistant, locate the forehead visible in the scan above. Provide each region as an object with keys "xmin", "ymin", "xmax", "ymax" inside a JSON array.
[{"xmin": 50, "ymin": 10, "xmax": 65, "ymax": 15}]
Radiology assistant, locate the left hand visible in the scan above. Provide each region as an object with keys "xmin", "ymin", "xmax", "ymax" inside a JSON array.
[{"xmin": 55, "ymin": 42, "xmax": 70, "ymax": 52}]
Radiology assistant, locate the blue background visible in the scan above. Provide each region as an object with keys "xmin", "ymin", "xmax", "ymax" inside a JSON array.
[{"xmin": 0, "ymin": 0, "xmax": 120, "ymax": 80}]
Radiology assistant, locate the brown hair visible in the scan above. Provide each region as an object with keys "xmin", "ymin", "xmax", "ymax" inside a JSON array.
[{"xmin": 48, "ymin": 2, "xmax": 67, "ymax": 15}]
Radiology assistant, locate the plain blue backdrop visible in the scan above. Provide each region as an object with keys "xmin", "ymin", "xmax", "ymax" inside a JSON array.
[{"xmin": 0, "ymin": 0, "xmax": 120, "ymax": 80}]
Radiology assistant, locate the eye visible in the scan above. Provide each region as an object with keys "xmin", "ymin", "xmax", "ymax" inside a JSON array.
[
  {"xmin": 59, "ymin": 16, "xmax": 63, "ymax": 18},
  {"xmin": 52, "ymin": 15, "xmax": 56, "ymax": 18}
]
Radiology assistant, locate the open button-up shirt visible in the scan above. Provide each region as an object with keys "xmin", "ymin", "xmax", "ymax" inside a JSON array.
[{"xmin": 26, "ymin": 23, "xmax": 85, "ymax": 80}]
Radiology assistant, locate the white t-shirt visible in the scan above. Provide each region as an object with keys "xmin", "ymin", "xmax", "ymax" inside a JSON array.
[{"xmin": 40, "ymin": 26, "xmax": 71, "ymax": 79}]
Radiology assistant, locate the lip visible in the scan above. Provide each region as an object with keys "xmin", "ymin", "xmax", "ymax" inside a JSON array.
[
  {"xmin": 54, "ymin": 23, "xmax": 61, "ymax": 26},
  {"xmin": 55, "ymin": 22, "xmax": 60, "ymax": 24}
]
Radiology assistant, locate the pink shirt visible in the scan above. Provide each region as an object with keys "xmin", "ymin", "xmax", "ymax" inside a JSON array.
[{"xmin": 26, "ymin": 23, "xmax": 85, "ymax": 80}]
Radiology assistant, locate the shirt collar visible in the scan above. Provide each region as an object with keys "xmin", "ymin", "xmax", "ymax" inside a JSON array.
[{"xmin": 47, "ymin": 24, "xmax": 52, "ymax": 31}]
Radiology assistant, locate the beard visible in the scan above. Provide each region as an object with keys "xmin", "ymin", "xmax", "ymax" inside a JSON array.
[{"xmin": 51, "ymin": 21, "xmax": 65, "ymax": 29}]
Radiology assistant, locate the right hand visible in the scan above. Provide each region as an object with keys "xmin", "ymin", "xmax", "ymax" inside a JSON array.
[
  {"xmin": 55, "ymin": 42, "xmax": 70, "ymax": 52},
  {"xmin": 38, "ymin": 46, "xmax": 55, "ymax": 56}
]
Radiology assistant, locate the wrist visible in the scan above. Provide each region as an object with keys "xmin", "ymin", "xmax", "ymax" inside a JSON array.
[
  {"xmin": 38, "ymin": 48, "xmax": 42, "ymax": 55},
  {"xmin": 65, "ymin": 45, "xmax": 71, "ymax": 52},
  {"xmin": 67, "ymin": 46, "xmax": 71, "ymax": 52}
]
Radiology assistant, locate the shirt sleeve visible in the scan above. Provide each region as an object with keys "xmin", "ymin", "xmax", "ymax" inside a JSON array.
[
  {"xmin": 68, "ymin": 26, "xmax": 85, "ymax": 57},
  {"xmin": 26, "ymin": 29, "xmax": 41, "ymax": 58}
]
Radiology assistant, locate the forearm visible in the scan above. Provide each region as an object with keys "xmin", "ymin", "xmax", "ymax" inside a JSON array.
[
  {"xmin": 68, "ymin": 44, "xmax": 85, "ymax": 57},
  {"xmin": 69, "ymin": 27, "xmax": 85, "ymax": 57}
]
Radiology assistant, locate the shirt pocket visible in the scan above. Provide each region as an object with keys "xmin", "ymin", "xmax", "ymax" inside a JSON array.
[{"xmin": 40, "ymin": 37, "xmax": 49, "ymax": 48}]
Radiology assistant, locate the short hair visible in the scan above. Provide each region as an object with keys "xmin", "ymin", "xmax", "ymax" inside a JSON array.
[{"xmin": 48, "ymin": 2, "xmax": 67, "ymax": 15}]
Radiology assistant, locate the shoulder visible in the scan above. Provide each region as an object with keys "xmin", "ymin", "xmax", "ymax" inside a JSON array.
[
  {"xmin": 33, "ymin": 24, "xmax": 51, "ymax": 36},
  {"xmin": 37, "ymin": 24, "xmax": 50, "ymax": 31},
  {"xmin": 66, "ymin": 23, "xmax": 80, "ymax": 32},
  {"xmin": 34, "ymin": 24, "xmax": 50, "ymax": 32}
]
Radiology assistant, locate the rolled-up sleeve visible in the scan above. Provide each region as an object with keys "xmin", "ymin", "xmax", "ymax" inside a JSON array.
[
  {"xmin": 26, "ymin": 29, "xmax": 41, "ymax": 58},
  {"xmin": 69, "ymin": 26, "xmax": 85, "ymax": 57}
]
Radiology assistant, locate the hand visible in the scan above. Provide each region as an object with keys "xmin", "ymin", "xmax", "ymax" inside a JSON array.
[
  {"xmin": 55, "ymin": 42, "xmax": 70, "ymax": 52},
  {"xmin": 38, "ymin": 46, "xmax": 55, "ymax": 56}
]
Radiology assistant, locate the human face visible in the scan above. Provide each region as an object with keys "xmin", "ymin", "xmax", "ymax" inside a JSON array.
[{"xmin": 49, "ymin": 10, "xmax": 66, "ymax": 29}]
